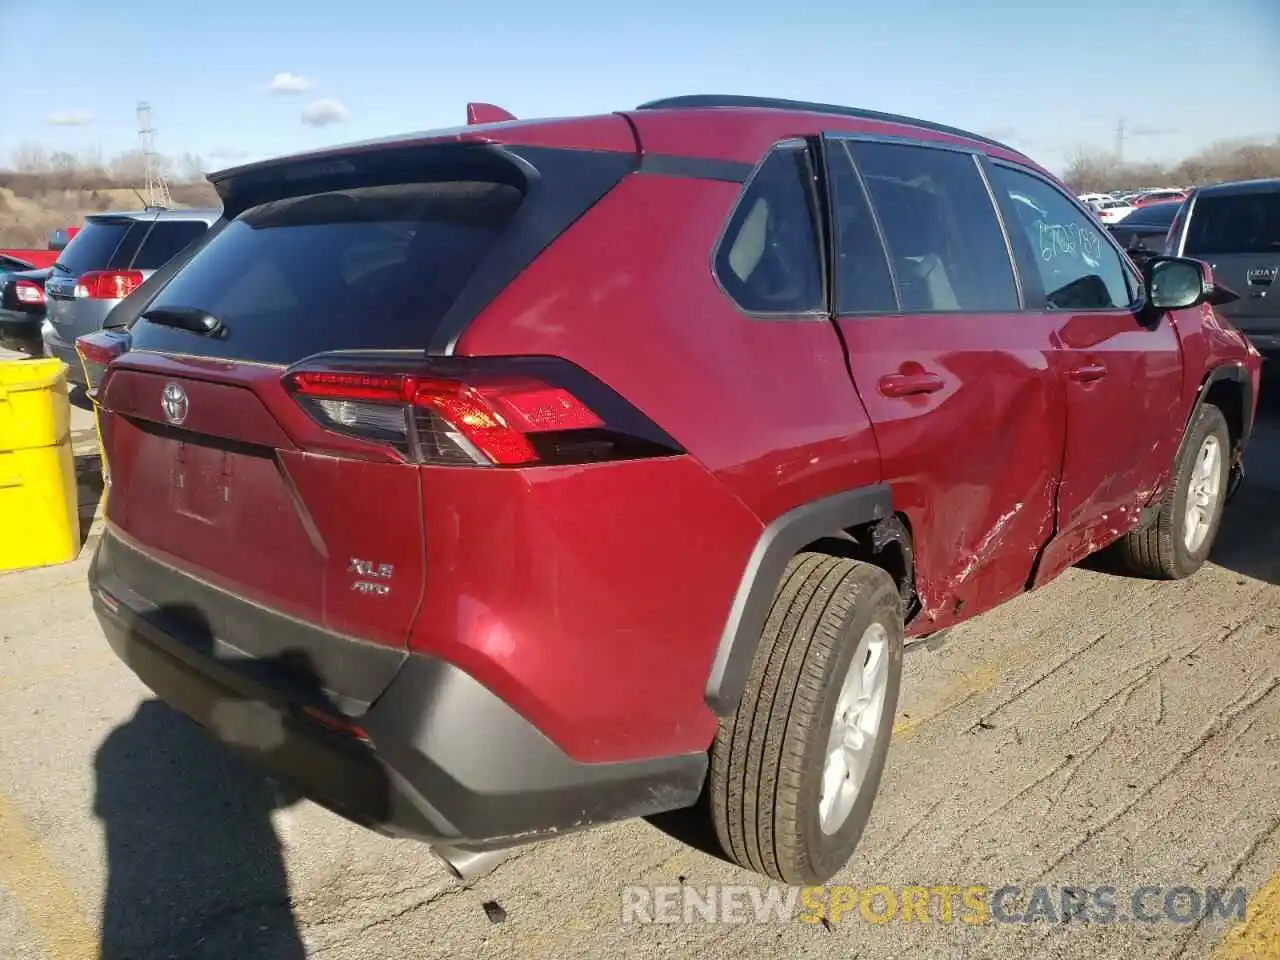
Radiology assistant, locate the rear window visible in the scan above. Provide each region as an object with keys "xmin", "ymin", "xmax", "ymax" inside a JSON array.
[
  {"xmin": 1121, "ymin": 203, "xmax": 1179, "ymax": 227},
  {"xmin": 129, "ymin": 181, "xmax": 523, "ymax": 363},
  {"xmin": 54, "ymin": 219, "xmax": 134, "ymax": 275},
  {"xmin": 1185, "ymin": 192, "xmax": 1280, "ymax": 256},
  {"xmin": 132, "ymin": 220, "xmax": 210, "ymax": 270}
]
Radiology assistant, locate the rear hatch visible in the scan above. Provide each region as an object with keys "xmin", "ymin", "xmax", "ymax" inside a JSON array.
[
  {"xmin": 1181, "ymin": 189, "xmax": 1280, "ymax": 331},
  {"xmin": 45, "ymin": 215, "xmax": 147, "ymax": 338},
  {"xmin": 96, "ymin": 133, "xmax": 637, "ymax": 706}
]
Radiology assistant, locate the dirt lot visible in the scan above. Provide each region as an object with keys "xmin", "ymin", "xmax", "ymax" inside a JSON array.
[{"xmin": 2, "ymin": 366, "xmax": 1279, "ymax": 960}]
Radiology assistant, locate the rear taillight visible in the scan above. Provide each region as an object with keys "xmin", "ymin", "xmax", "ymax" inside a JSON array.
[
  {"xmin": 283, "ymin": 359, "xmax": 681, "ymax": 467},
  {"xmin": 74, "ymin": 329, "xmax": 132, "ymax": 395},
  {"xmin": 74, "ymin": 270, "xmax": 143, "ymax": 300},
  {"xmin": 14, "ymin": 280, "xmax": 44, "ymax": 305}
]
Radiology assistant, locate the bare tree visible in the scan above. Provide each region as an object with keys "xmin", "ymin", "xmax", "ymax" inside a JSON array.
[
  {"xmin": 1063, "ymin": 137, "xmax": 1280, "ymax": 192},
  {"xmin": 108, "ymin": 149, "xmax": 148, "ymax": 182},
  {"xmin": 176, "ymin": 152, "xmax": 207, "ymax": 183},
  {"xmin": 10, "ymin": 142, "xmax": 51, "ymax": 173},
  {"xmin": 76, "ymin": 145, "xmax": 106, "ymax": 178},
  {"xmin": 1061, "ymin": 147, "xmax": 1120, "ymax": 193}
]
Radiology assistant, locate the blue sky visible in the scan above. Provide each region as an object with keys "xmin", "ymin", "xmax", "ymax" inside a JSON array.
[{"xmin": 2, "ymin": 0, "xmax": 1277, "ymax": 176}]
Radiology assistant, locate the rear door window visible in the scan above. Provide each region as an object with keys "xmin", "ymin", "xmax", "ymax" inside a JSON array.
[
  {"xmin": 1184, "ymin": 192, "xmax": 1280, "ymax": 256},
  {"xmin": 54, "ymin": 219, "xmax": 134, "ymax": 275},
  {"xmin": 849, "ymin": 141, "xmax": 1020, "ymax": 313},
  {"xmin": 131, "ymin": 220, "xmax": 210, "ymax": 270},
  {"xmin": 826, "ymin": 141, "xmax": 897, "ymax": 314},
  {"xmin": 128, "ymin": 180, "xmax": 524, "ymax": 363}
]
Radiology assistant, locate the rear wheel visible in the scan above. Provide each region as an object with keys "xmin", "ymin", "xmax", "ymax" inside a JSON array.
[
  {"xmin": 707, "ymin": 553, "xmax": 903, "ymax": 883},
  {"xmin": 1114, "ymin": 403, "xmax": 1230, "ymax": 579}
]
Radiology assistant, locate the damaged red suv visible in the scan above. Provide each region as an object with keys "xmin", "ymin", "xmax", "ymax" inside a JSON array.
[{"xmin": 88, "ymin": 95, "xmax": 1260, "ymax": 885}]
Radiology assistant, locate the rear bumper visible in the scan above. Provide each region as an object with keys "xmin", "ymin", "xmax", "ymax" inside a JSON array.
[
  {"xmin": 0, "ymin": 310, "xmax": 42, "ymax": 353},
  {"xmin": 89, "ymin": 528, "xmax": 706, "ymax": 847},
  {"xmin": 0, "ymin": 307, "xmax": 40, "ymax": 332},
  {"xmin": 41, "ymin": 327, "xmax": 83, "ymax": 383}
]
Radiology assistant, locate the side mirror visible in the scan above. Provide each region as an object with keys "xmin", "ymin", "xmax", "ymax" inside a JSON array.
[{"xmin": 1145, "ymin": 256, "xmax": 1212, "ymax": 312}]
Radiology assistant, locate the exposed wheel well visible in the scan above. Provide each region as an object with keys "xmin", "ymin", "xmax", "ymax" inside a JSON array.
[
  {"xmin": 1202, "ymin": 376, "xmax": 1246, "ymax": 458},
  {"xmin": 804, "ymin": 512, "xmax": 918, "ymax": 620}
]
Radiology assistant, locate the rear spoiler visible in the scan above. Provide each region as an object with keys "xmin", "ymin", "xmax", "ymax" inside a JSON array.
[{"xmin": 467, "ymin": 102, "xmax": 517, "ymax": 124}]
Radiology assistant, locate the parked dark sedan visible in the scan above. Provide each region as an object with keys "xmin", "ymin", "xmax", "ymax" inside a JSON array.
[
  {"xmin": 0, "ymin": 265, "xmax": 52, "ymax": 354},
  {"xmin": 1107, "ymin": 200, "xmax": 1182, "ymax": 267}
]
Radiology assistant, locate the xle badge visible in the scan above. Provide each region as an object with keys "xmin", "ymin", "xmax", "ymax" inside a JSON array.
[{"xmin": 349, "ymin": 557, "xmax": 394, "ymax": 596}]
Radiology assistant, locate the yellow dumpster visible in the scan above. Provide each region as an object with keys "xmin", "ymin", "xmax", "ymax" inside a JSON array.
[{"xmin": 0, "ymin": 359, "xmax": 80, "ymax": 571}]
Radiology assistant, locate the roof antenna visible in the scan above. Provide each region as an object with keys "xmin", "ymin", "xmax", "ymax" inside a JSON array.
[{"xmin": 467, "ymin": 102, "xmax": 517, "ymax": 125}]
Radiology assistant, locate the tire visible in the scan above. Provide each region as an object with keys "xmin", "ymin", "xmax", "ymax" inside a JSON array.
[
  {"xmin": 707, "ymin": 552, "xmax": 903, "ymax": 884},
  {"xmin": 1114, "ymin": 403, "xmax": 1230, "ymax": 579}
]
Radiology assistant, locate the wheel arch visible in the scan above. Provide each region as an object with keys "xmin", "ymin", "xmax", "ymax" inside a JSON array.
[
  {"xmin": 704, "ymin": 485, "xmax": 913, "ymax": 716},
  {"xmin": 1182, "ymin": 363, "xmax": 1252, "ymax": 469}
]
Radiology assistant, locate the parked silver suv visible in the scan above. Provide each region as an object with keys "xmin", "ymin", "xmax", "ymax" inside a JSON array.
[{"xmin": 43, "ymin": 207, "xmax": 221, "ymax": 382}]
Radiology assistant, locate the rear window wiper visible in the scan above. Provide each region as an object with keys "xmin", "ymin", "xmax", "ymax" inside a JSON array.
[{"xmin": 140, "ymin": 307, "xmax": 224, "ymax": 336}]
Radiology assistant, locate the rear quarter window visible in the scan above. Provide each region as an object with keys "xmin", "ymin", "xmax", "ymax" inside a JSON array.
[
  {"xmin": 714, "ymin": 142, "xmax": 826, "ymax": 315},
  {"xmin": 131, "ymin": 220, "xmax": 210, "ymax": 270},
  {"xmin": 128, "ymin": 181, "xmax": 523, "ymax": 364}
]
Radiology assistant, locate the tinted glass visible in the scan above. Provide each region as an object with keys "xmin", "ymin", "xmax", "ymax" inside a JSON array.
[
  {"xmin": 850, "ymin": 142, "xmax": 1018, "ymax": 312},
  {"xmin": 129, "ymin": 181, "xmax": 523, "ymax": 363},
  {"xmin": 132, "ymin": 220, "xmax": 210, "ymax": 270},
  {"xmin": 53, "ymin": 219, "xmax": 131, "ymax": 275},
  {"xmin": 1184, "ymin": 192, "xmax": 1280, "ymax": 256},
  {"xmin": 107, "ymin": 221, "xmax": 151, "ymax": 270},
  {"xmin": 828, "ymin": 142, "xmax": 897, "ymax": 314},
  {"xmin": 1122, "ymin": 202, "xmax": 1180, "ymax": 227},
  {"xmin": 989, "ymin": 165, "xmax": 1131, "ymax": 310},
  {"xmin": 715, "ymin": 144, "xmax": 825, "ymax": 314}
]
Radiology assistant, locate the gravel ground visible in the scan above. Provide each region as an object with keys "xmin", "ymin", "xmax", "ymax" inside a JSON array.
[{"xmin": 1, "ymin": 357, "xmax": 1278, "ymax": 960}]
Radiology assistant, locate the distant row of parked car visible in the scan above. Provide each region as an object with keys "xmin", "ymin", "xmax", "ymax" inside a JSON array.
[
  {"xmin": 1070, "ymin": 181, "xmax": 1280, "ymax": 358},
  {"xmin": 1078, "ymin": 187, "xmax": 1190, "ymax": 225}
]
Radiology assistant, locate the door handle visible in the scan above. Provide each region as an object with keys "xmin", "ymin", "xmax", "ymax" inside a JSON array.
[
  {"xmin": 1067, "ymin": 363, "xmax": 1107, "ymax": 383},
  {"xmin": 879, "ymin": 371, "xmax": 945, "ymax": 397}
]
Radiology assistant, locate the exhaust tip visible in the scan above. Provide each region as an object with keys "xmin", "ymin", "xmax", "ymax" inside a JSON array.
[{"xmin": 432, "ymin": 845, "xmax": 513, "ymax": 883}]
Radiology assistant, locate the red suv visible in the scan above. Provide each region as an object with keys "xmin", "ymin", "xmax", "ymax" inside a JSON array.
[{"xmin": 87, "ymin": 95, "xmax": 1260, "ymax": 885}]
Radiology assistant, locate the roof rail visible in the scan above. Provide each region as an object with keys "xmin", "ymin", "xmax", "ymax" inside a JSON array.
[{"xmin": 634, "ymin": 95, "xmax": 1017, "ymax": 153}]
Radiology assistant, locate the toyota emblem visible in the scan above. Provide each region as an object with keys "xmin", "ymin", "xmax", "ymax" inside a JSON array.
[{"xmin": 161, "ymin": 382, "xmax": 189, "ymax": 425}]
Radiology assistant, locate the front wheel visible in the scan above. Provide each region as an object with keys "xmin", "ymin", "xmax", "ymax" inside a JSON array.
[
  {"xmin": 1114, "ymin": 403, "xmax": 1230, "ymax": 579},
  {"xmin": 707, "ymin": 553, "xmax": 903, "ymax": 884}
]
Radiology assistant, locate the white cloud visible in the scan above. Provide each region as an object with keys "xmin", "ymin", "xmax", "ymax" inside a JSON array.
[
  {"xmin": 301, "ymin": 98, "xmax": 349, "ymax": 127},
  {"xmin": 268, "ymin": 72, "xmax": 313, "ymax": 93},
  {"xmin": 45, "ymin": 111, "xmax": 93, "ymax": 126}
]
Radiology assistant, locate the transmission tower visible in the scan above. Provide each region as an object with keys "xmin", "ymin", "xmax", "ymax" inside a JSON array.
[{"xmin": 137, "ymin": 102, "xmax": 172, "ymax": 208}]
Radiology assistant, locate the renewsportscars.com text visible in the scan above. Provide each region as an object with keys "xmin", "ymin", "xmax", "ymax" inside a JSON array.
[{"xmin": 621, "ymin": 884, "xmax": 1249, "ymax": 926}]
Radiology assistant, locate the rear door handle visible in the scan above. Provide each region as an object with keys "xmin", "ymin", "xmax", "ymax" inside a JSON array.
[
  {"xmin": 879, "ymin": 371, "xmax": 944, "ymax": 397},
  {"xmin": 1067, "ymin": 363, "xmax": 1107, "ymax": 383}
]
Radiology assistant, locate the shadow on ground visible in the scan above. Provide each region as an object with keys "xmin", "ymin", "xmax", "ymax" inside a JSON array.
[
  {"xmin": 75, "ymin": 453, "xmax": 103, "ymax": 547},
  {"xmin": 92, "ymin": 603, "xmax": 380, "ymax": 959},
  {"xmin": 1208, "ymin": 365, "xmax": 1280, "ymax": 585}
]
